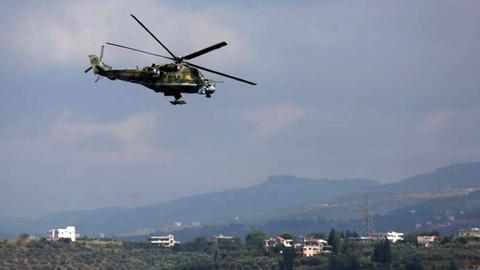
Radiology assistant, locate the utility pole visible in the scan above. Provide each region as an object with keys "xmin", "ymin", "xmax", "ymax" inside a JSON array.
[{"xmin": 363, "ymin": 193, "xmax": 374, "ymax": 236}]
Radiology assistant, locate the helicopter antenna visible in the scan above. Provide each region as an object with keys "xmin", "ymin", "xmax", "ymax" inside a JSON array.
[
  {"xmin": 130, "ymin": 14, "xmax": 178, "ymax": 60},
  {"xmin": 100, "ymin": 45, "xmax": 104, "ymax": 60}
]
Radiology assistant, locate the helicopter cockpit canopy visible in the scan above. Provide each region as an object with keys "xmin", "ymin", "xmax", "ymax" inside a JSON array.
[{"xmin": 144, "ymin": 66, "xmax": 161, "ymax": 76}]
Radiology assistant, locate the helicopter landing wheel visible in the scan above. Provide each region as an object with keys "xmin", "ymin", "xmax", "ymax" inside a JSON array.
[
  {"xmin": 170, "ymin": 93, "xmax": 186, "ymax": 105},
  {"xmin": 170, "ymin": 100, "xmax": 186, "ymax": 105}
]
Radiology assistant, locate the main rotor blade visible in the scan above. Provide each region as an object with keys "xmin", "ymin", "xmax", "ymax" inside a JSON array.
[
  {"xmin": 130, "ymin": 14, "xmax": 177, "ymax": 59},
  {"xmin": 106, "ymin": 42, "xmax": 174, "ymax": 60},
  {"xmin": 185, "ymin": 62, "xmax": 256, "ymax": 85},
  {"xmin": 181, "ymin": 41, "xmax": 228, "ymax": 60}
]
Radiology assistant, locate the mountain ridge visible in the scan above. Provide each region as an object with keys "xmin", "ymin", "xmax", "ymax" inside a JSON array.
[{"xmin": 1, "ymin": 161, "xmax": 479, "ymax": 238}]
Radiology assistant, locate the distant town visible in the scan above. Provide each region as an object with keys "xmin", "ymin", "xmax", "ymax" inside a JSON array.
[{"xmin": 4, "ymin": 223, "xmax": 476, "ymax": 269}]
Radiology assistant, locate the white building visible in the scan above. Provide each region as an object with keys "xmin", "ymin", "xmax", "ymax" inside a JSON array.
[
  {"xmin": 265, "ymin": 236, "xmax": 332, "ymax": 256},
  {"xmin": 370, "ymin": 231, "xmax": 404, "ymax": 243},
  {"xmin": 49, "ymin": 226, "xmax": 77, "ymax": 242},
  {"xmin": 276, "ymin": 236, "xmax": 294, "ymax": 247},
  {"xmin": 264, "ymin": 236, "xmax": 295, "ymax": 252},
  {"xmin": 417, "ymin": 235, "xmax": 438, "ymax": 247},
  {"xmin": 348, "ymin": 236, "xmax": 374, "ymax": 244},
  {"xmin": 192, "ymin": 221, "xmax": 201, "ymax": 227},
  {"xmin": 149, "ymin": 234, "xmax": 179, "ymax": 247},
  {"xmin": 214, "ymin": 234, "xmax": 235, "ymax": 240},
  {"xmin": 304, "ymin": 238, "xmax": 328, "ymax": 246},
  {"xmin": 264, "ymin": 238, "xmax": 277, "ymax": 252},
  {"xmin": 457, "ymin": 227, "xmax": 480, "ymax": 238},
  {"xmin": 302, "ymin": 244, "xmax": 322, "ymax": 257},
  {"xmin": 301, "ymin": 238, "xmax": 331, "ymax": 256}
]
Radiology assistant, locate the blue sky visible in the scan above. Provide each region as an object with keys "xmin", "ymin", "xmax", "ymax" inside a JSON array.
[{"xmin": 1, "ymin": 0, "xmax": 480, "ymax": 218}]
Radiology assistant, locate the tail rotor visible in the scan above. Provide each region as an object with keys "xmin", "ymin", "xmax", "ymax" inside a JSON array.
[
  {"xmin": 85, "ymin": 46, "xmax": 110, "ymax": 83},
  {"xmin": 84, "ymin": 45, "xmax": 105, "ymax": 74}
]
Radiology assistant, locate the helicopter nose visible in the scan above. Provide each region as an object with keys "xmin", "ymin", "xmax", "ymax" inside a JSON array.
[
  {"xmin": 205, "ymin": 88, "xmax": 215, "ymax": 95},
  {"xmin": 206, "ymin": 83, "xmax": 215, "ymax": 93}
]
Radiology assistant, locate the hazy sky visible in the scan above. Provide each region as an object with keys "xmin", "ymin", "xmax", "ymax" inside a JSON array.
[{"xmin": 1, "ymin": 0, "xmax": 480, "ymax": 218}]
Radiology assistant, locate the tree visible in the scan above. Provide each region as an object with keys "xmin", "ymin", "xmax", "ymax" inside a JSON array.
[
  {"xmin": 456, "ymin": 237, "xmax": 468, "ymax": 244},
  {"xmin": 277, "ymin": 245, "xmax": 296, "ymax": 270},
  {"xmin": 372, "ymin": 240, "xmax": 392, "ymax": 264},
  {"xmin": 182, "ymin": 237, "xmax": 213, "ymax": 252},
  {"xmin": 403, "ymin": 232, "xmax": 420, "ymax": 245},
  {"xmin": 307, "ymin": 232, "xmax": 326, "ymax": 239},
  {"xmin": 341, "ymin": 230, "xmax": 359, "ymax": 240},
  {"xmin": 447, "ymin": 260, "xmax": 458, "ymax": 270},
  {"xmin": 59, "ymin": 238, "xmax": 72, "ymax": 244},
  {"xmin": 328, "ymin": 254, "xmax": 359, "ymax": 270},
  {"xmin": 405, "ymin": 260, "xmax": 423, "ymax": 270},
  {"xmin": 383, "ymin": 239, "xmax": 391, "ymax": 263},
  {"xmin": 327, "ymin": 229, "xmax": 341, "ymax": 254},
  {"xmin": 440, "ymin": 236, "xmax": 452, "ymax": 244},
  {"xmin": 245, "ymin": 230, "xmax": 268, "ymax": 251},
  {"xmin": 38, "ymin": 237, "xmax": 48, "ymax": 246},
  {"xmin": 420, "ymin": 231, "xmax": 440, "ymax": 237},
  {"xmin": 19, "ymin": 233, "xmax": 30, "ymax": 240},
  {"xmin": 278, "ymin": 233, "xmax": 294, "ymax": 240},
  {"xmin": 216, "ymin": 237, "xmax": 242, "ymax": 251}
]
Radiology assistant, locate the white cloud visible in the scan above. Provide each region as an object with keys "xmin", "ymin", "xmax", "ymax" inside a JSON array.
[
  {"xmin": 52, "ymin": 111, "xmax": 159, "ymax": 157},
  {"xmin": 417, "ymin": 109, "xmax": 480, "ymax": 145},
  {"xmin": 242, "ymin": 103, "xmax": 307, "ymax": 140},
  {"xmin": 0, "ymin": 111, "xmax": 181, "ymax": 166},
  {"xmin": 1, "ymin": 0, "xmax": 253, "ymax": 70},
  {"xmin": 410, "ymin": 109, "xmax": 480, "ymax": 169}
]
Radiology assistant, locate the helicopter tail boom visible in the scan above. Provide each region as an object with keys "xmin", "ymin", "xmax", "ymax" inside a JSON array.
[{"xmin": 88, "ymin": 55, "xmax": 112, "ymax": 74}]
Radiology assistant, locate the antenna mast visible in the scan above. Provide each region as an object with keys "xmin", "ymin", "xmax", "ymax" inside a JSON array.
[{"xmin": 363, "ymin": 193, "xmax": 374, "ymax": 236}]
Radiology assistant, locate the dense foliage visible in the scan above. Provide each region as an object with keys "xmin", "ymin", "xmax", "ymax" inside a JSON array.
[
  {"xmin": 1, "ymin": 230, "xmax": 479, "ymax": 269},
  {"xmin": 372, "ymin": 240, "xmax": 391, "ymax": 264},
  {"xmin": 327, "ymin": 229, "xmax": 341, "ymax": 254}
]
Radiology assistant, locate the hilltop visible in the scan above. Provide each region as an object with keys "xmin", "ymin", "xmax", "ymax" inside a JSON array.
[{"xmin": 1, "ymin": 162, "xmax": 480, "ymax": 239}]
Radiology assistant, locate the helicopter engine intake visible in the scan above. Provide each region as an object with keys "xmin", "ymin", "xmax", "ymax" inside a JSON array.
[{"xmin": 148, "ymin": 67, "xmax": 161, "ymax": 77}]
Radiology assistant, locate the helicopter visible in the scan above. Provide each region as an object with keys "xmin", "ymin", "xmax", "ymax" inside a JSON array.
[{"xmin": 85, "ymin": 14, "xmax": 256, "ymax": 105}]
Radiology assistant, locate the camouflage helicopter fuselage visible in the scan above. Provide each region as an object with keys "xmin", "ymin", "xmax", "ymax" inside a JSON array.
[
  {"xmin": 89, "ymin": 55, "xmax": 215, "ymax": 105},
  {"xmin": 85, "ymin": 14, "xmax": 255, "ymax": 104}
]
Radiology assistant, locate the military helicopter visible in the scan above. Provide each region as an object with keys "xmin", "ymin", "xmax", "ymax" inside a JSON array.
[{"xmin": 85, "ymin": 14, "xmax": 256, "ymax": 105}]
